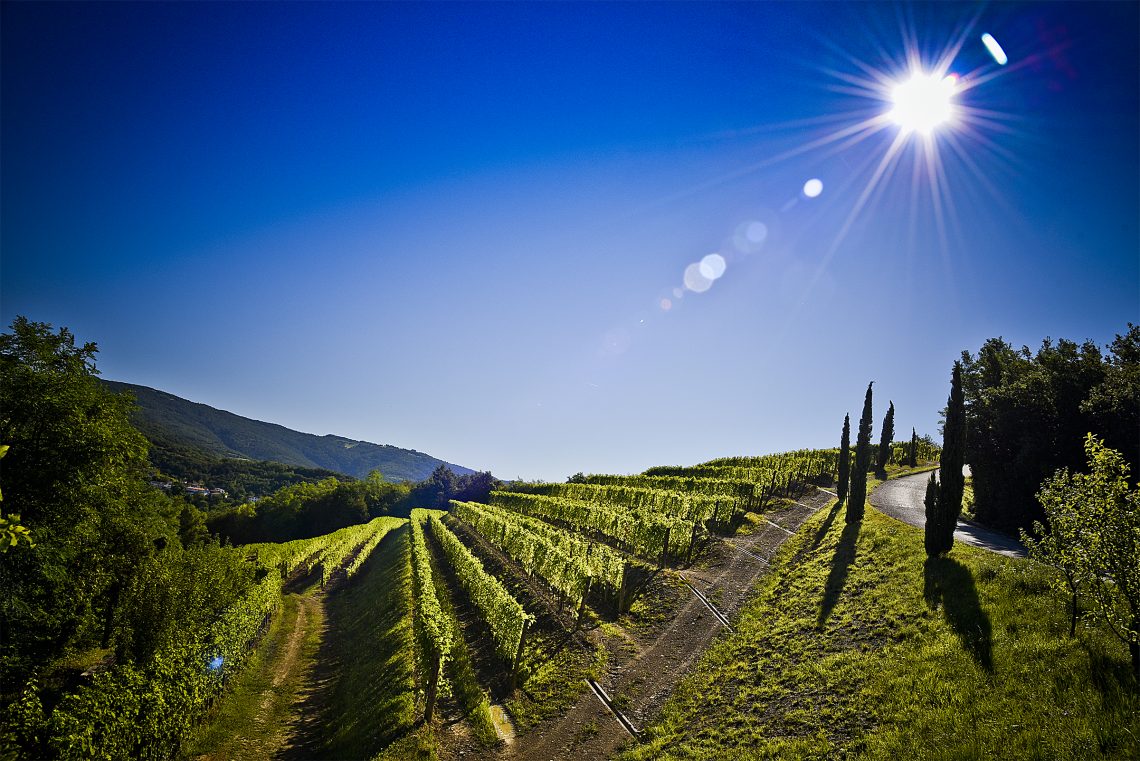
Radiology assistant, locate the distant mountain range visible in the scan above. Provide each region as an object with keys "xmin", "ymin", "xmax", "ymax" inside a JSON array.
[{"xmin": 103, "ymin": 380, "xmax": 475, "ymax": 482}]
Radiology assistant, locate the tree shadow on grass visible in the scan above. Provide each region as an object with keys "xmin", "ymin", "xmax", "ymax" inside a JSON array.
[
  {"xmin": 807, "ymin": 499, "xmax": 844, "ymax": 552},
  {"xmin": 1081, "ymin": 642, "xmax": 1137, "ymax": 702},
  {"xmin": 817, "ymin": 518, "xmax": 861, "ymax": 626},
  {"xmin": 923, "ymin": 556, "xmax": 994, "ymax": 673}
]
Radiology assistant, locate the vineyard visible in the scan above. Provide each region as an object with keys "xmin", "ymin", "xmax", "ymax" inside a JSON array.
[{"xmin": 4, "ymin": 445, "xmax": 932, "ymax": 760}]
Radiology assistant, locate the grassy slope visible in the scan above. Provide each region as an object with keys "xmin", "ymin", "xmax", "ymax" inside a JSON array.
[{"xmin": 623, "ymin": 498, "xmax": 1139, "ymax": 759}]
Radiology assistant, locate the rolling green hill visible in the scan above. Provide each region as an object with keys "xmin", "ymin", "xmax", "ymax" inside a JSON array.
[{"xmin": 103, "ymin": 380, "xmax": 475, "ymax": 482}]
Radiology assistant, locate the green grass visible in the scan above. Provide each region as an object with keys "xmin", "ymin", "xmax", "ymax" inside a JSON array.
[
  {"xmin": 315, "ymin": 523, "xmax": 418, "ymax": 758},
  {"xmin": 507, "ymin": 629, "xmax": 607, "ymax": 731},
  {"xmin": 370, "ymin": 725, "xmax": 438, "ymax": 761},
  {"xmin": 622, "ymin": 496, "xmax": 1139, "ymax": 760}
]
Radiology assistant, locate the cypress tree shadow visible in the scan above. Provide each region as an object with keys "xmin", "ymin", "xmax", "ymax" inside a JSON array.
[
  {"xmin": 923, "ymin": 557, "xmax": 994, "ymax": 673},
  {"xmin": 808, "ymin": 499, "xmax": 844, "ymax": 552},
  {"xmin": 817, "ymin": 519, "xmax": 861, "ymax": 626}
]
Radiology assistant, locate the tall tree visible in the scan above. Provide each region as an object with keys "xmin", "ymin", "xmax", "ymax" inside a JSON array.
[
  {"xmin": 847, "ymin": 382, "xmax": 873, "ymax": 523},
  {"xmin": 939, "ymin": 362, "xmax": 966, "ymax": 525},
  {"xmin": 876, "ymin": 401, "xmax": 895, "ymax": 476},
  {"xmin": 0, "ymin": 318, "xmax": 174, "ymax": 685},
  {"xmin": 926, "ymin": 362, "xmax": 965, "ymax": 556},
  {"xmin": 836, "ymin": 414, "xmax": 851, "ymax": 506},
  {"xmin": 923, "ymin": 471, "xmax": 942, "ymax": 557},
  {"xmin": 960, "ymin": 333, "xmax": 1118, "ymax": 532},
  {"xmin": 908, "ymin": 427, "xmax": 918, "ymax": 468}
]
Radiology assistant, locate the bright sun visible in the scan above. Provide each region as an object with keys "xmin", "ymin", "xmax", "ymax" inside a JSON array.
[{"xmin": 889, "ymin": 71, "xmax": 958, "ymax": 135}]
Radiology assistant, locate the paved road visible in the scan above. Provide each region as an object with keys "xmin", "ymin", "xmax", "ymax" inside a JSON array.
[{"xmin": 871, "ymin": 470, "xmax": 1027, "ymax": 558}]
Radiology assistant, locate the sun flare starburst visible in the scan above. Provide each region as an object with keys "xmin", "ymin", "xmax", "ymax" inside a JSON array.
[{"xmin": 889, "ymin": 72, "xmax": 958, "ymax": 135}]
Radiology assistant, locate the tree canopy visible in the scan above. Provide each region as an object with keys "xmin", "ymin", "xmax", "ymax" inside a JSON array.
[{"xmin": 960, "ymin": 325, "xmax": 1139, "ymax": 532}]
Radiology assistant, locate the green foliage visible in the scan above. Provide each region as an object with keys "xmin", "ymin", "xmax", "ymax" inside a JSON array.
[
  {"xmin": 583, "ymin": 473, "xmax": 757, "ymax": 504},
  {"xmin": 649, "ymin": 449, "xmax": 841, "ymax": 501},
  {"xmin": 1026, "ymin": 435, "xmax": 1140, "ymax": 678},
  {"xmin": 406, "ymin": 465, "xmax": 500, "ymax": 510},
  {"xmin": 0, "ymin": 317, "xmax": 179, "ymax": 687},
  {"xmin": 960, "ymin": 326, "xmax": 1138, "ymax": 532},
  {"xmin": 939, "ymin": 363, "xmax": 966, "ymax": 521},
  {"xmin": 923, "ymin": 470, "xmax": 944, "ymax": 557},
  {"xmin": 0, "ymin": 444, "xmax": 36, "ymax": 553},
  {"xmin": 876, "ymin": 401, "xmax": 895, "ymax": 476},
  {"xmin": 5, "ymin": 559, "xmax": 280, "ymax": 759},
  {"xmin": 425, "ymin": 515, "xmax": 531, "ymax": 666},
  {"xmin": 848, "ymin": 382, "xmax": 874, "ymax": 522},
  {"xmin": 522, "ymin": 480, "xmax": 735, "ymax": 524},
  {"xmin": 208, "ymin": 475, "xmax": 409, "ymax": 545},
  {"xmin": 490, "ymin": 490, "xmax": 691, "ymax": 562},
  {"xmin": 907, "ymin": 427, "xmax": 918, "ymax": 468},
  {"xmin": 409, "ymin": 510, "xmax": 453, "ymax": 717},
  {"xmin": 837, "ymin": 414, "xmax": 851, "ymax": 506},
  {"xmin": 452, "ymin": 499, "xmax": 630, "ymax": 608},
  {"xmin": 343, "ymin": 518, "xmax": 403, "ymax": 579},
  {"xmin": 146, "ymin": 437, "xmax": 348, "ymax": 504}
]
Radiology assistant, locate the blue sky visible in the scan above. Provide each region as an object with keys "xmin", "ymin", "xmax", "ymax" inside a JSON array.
[{"xmin": 3, "ymin": 2, "xmax": 1137, "ymax": 481}]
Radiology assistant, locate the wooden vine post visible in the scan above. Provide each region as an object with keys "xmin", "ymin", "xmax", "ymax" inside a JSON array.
[
  {"xmin": 424, "ymin": 649, "xmax": 441, "ymax": 723},
  {"xmin": 686, "ymin": 522, "xmax": 699, "ymax": 564},
  {"xmin": 575, "ymin": 577, "xmax": 592, "ymax": 630},
  {"xmin": 617, "ymin": 562, "xmax": 634, "ymax": 614},
  {"xmin": 659, "ymin": 526, "xmax": 671, "ymax": 568},
  {"xmin": 510, "ymin": 618, "xmax": 530, "ymax": 690}
]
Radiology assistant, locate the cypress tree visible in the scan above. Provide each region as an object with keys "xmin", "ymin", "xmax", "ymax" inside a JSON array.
[
  {"xmin": 926, "ymin": 362, "xmax": 966, "ymax": 556},
  {"xmin": 836, "ymin": 413, "xmax": 851, "ymax": 506},
  {"xmin": 938, "ymin": 362, "xmax": 966, "ymax": 524},
  {"xmin": 923, "ymin": 470, "xmax": 943, "ymax": 556},
  {"xmin": 876, "ymin": 401, "xmax": 895, "ymax": 476},
  {"xmin": 847, "ymin": 382, "xmax": 873, "ymax": 523},
  {"xmin": 908, "ymin": 427, "xmax": 918, "ymax": 468}
]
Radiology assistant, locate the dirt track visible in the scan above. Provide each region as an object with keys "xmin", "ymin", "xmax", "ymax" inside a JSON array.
[{"xmin": 496, "ymin": 490, "xmax": 832, "ymax": 761}]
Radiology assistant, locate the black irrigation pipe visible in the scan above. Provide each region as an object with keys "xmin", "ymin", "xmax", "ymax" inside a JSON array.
[{"xmin": 585, "ymin": 677, "xmax": 641, "ymax": 739}]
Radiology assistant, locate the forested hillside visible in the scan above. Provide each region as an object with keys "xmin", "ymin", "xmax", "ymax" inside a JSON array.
[{"xmin": 102, "ymin": 380, "xmax": 475, "ymax": 482}]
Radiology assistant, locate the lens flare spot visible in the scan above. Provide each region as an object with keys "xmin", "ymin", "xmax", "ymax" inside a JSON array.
[
  {"xmin": 981, "ymin": 33, "xmax": 1008, "ymax": 65},
  {"xmin": 889, "ymin": 71, "xmax": 957, "ymax": 134},
  {"xmin": 733, "ymin": 220, "xmax": 770, "ymax": 254},
  {"xmin": 802, "ymin": 178, "xmax": 823, "ymax": 198},
  {"xmin": 660, "ymin": 298, "xmax": 672, "ymax": 311},
  {"xmin": 672, "ymin": 287, "xmax": 685, "ymax": 299},
  {"xmin": 699, "ymin": 253, "xmax": 726, "ymax": 280},
  {"xmin": 683, "ymin": 263, "xmax": 713, "ymax": 293},
  {"xmin": 602, "ymin": 328, "xmax": 631, "ymax": 356}
]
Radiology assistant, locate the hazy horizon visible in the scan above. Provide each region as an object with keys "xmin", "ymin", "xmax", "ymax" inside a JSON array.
[{"xmin": 3, "ymin": 1, "xmax": 1137, "ymax": 481}]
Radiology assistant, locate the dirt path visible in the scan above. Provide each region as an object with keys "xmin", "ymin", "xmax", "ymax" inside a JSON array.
[
  {"xmin": 496, "ymin": 490, "xmax": 832, "ymax": 761},
  {"xmin": 870, "ymin": 471, "xmax": 1026, "ymax": 558},
  {"xmin": 190, "ymin": 591, "xmax": 326, "ymax": 761}
]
